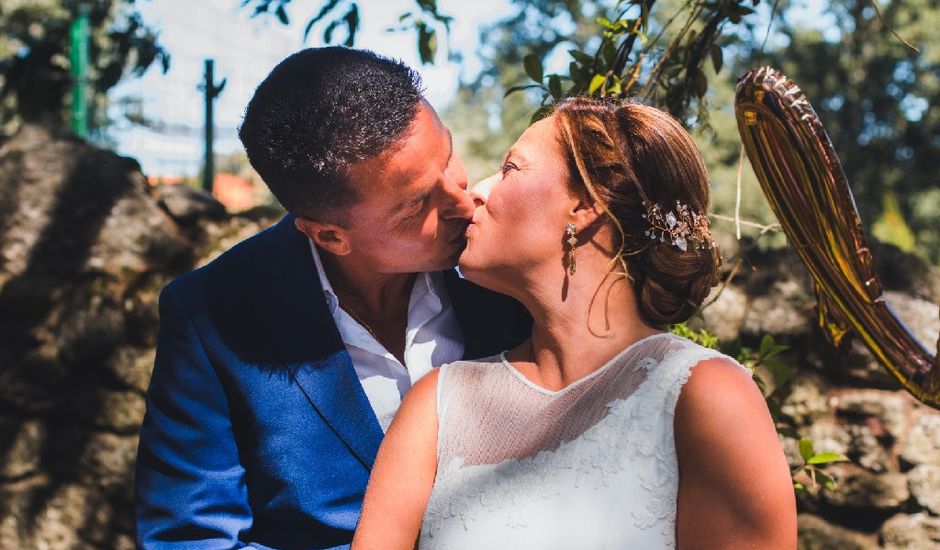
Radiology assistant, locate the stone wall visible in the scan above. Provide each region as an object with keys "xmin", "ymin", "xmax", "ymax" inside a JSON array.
[
  {"xmin": 0, "ymin": 125, "xmax": 938, "ymax": 548},
  {"xmin": 0, "ymin": 126, "xmax": 279, "ymax": 549},
  {"xmin": 698, "ymin": 237, "xmax": 940, "ymax": 549}
]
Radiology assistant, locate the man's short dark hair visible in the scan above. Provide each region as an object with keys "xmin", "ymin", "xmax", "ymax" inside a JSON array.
[{"xmin": 239, "ymin": 47, "xmax": 424, "ymax": 222}]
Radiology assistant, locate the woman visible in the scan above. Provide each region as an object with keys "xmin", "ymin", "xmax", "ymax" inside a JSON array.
[{"xmin": 352, "ymin": 98, "xmax": 796, "ymax": 549}]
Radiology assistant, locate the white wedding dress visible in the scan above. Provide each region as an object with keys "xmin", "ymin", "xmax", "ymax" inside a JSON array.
[{"xmin": 418, "ymin": 332, "xmax": 744, "ymax": 550}]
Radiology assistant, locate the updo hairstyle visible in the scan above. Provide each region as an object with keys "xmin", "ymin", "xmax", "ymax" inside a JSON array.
[{"xmin": 553, "ymin": 98, "xmax": 722, "ymax": 326}]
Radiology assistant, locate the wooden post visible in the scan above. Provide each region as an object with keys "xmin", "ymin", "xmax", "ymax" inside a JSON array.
[{"xmin": 200, "ymin": 59, "xmax": 226, "ymax": 193}]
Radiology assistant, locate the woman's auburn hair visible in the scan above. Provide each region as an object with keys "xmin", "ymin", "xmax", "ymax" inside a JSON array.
[{"xmin": 553, "ymin": 97, "xmax": 722, "ymax": 326}]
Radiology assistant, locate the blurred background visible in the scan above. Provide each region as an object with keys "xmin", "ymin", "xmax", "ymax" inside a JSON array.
[
  {"xmin": 4, "ymin": 0, "xmax": 939, "ymax": 258},
  {"xmin": 0, "ymin": 0, "xmax": 938, "ymax": 548}
]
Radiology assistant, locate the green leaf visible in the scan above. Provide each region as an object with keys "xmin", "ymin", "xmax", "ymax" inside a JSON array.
[
  {"xmin": 417, "ymin": 23, "xmax": 437, "ymax": 64},
  {"xmin": 807, "ymin": 452, "xmax": 850, "ymax": 465},
  {"xmin": 530, "ymin": 104, "xmax": 553, "ymax": 124},
  {"xmin": 548, "ymin": 75, "xmax": 562, "ymax": 98},
  {"xmin": 569, "ymin": 49, "xmax": 595, "ymax": 67},
  {"xmin": 815, "ymin": 470, "xmax": 838, "ymax": 491},
  {"xmin": 275, "ymin": 4, "xmax": 289, "ymax": 25},
  {"xmin": 304, "ymin": 0, "xmax": 340, "ymax": 42},
  {"xmin": 504, "ymin": 84, "xmax": 543, "ymax": 98},
  {"xmin": 759, "ymin": 334, "xmax": 774, "ymax": 357},
  {"xmin": 607, "ymin": 75, "xmax": 622, "ymax": 96},
  {"xmin": 323, "ymin": 19, "xmax": 340, "ymax": 43},
  {"xmin": 568, "ymin": 61, "xmax": 582, "ymax": 82},
  {"xmin": 343, "ymin": 4, "xmax": 359, "ymax": 47},
  {"xmin": 588, "ymin": 74, "xmax": 607, "ymax": 95},
  {"xmin": 610, "ymin": 18, "xmax": 630, "ymax": 33},
  {"xmin": 596, "ymin": 16, "xmax": 613, "ymax": 28},
  {"xmin": 793, "ymin": 482, "xmax": 805, "ymax": 491},
  {"xmin": 524, "ymin": 54, "xmax": 543, "ymax": 83},
  {"xmin": 416, "ymin": 0, "xmax": 438, "ymax": 12},
  {"xmin": 689, "ymin": 67, "xmax": 708, "ymax": 98},
  {"xmin": 799, "ymin": 437, "xmax": 815, "ymax": 462},
  {"xmin": 602, "ymin": 40, "xmax": 617, "ymax": 66},
  {"xmin": 709, "ymin": 44, "xmax": 723, "ymax": 74},
  {"xmin": 764, "ymin": 359, "xmax": 792, "ymax": 390},
  {"xmin": 762, "ymin": 345, "xmax": 788, "ymax": 361}
]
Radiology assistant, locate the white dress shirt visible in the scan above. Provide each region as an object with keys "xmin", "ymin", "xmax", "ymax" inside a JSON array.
[{"xmin": 309, "ymin": 241, "xmax": 465, "ymax": 432}]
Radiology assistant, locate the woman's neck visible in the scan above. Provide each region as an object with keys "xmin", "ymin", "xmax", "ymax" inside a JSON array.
[{"xmin": 507, "ymin": 249, "xmax": 662, "ymax": 391}]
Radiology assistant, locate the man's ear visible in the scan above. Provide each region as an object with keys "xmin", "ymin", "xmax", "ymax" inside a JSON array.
[{"xmin": 294, "ymin": 217, "xmax": 352, "ymax": 256}]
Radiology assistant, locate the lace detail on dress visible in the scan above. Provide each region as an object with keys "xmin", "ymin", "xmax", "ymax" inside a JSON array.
[
  {"xmin": 419, "ymin": 333, "xmax": 744, "ymax": 550},
  {"xmin": 630, "ymin": 345, "xmax": 733, "ymax": 545}
]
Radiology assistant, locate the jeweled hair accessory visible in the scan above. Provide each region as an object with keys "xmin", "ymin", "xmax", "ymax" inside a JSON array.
[{"xmin": 641, "ymin": 200, "xmax": 716, "ymax": 251}]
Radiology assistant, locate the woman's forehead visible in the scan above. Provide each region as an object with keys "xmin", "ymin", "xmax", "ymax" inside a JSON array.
[{"xmin": 514, "ymin": 116, "xmax": 559, "ymax": 153}]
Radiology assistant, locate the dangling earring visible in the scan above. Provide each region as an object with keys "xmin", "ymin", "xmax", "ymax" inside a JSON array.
[{"xmin": 565, "ymin": 223, "xmax": 578, "ymax": 276}]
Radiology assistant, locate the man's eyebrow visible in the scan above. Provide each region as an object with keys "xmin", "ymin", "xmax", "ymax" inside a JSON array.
[{"xmin": 393, "ymin": 187, "xmax": 433, "ymax": 216}]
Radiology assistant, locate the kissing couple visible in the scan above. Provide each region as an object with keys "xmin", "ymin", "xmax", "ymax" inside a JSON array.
[{"xmin": 135, "ymin": 47, "xmax": 796, "ymax": 549}]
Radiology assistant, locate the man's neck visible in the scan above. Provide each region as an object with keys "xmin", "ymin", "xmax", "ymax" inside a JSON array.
[{"xmin": 318, "ymin": 249, "xmax": 417, "ymax": 322}]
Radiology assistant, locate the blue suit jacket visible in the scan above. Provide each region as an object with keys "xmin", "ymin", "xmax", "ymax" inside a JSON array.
[{"xmin": 135, "ymin": 215, "xmax": 529, "ymax": 549}]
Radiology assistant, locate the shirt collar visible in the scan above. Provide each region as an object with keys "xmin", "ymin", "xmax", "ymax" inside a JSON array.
[
  {"xmin": 309, "ymin": 238, "xmax": 339, "ymax": 314},
  {"xmin": 307, "ymin": 238, "xmax": 440, "ymax": 310}
]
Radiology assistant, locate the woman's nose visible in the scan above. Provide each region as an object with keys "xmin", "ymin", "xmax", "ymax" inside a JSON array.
[{"xmin": 470, "ymin": 174, "xmax": 499, "ymax": 206}]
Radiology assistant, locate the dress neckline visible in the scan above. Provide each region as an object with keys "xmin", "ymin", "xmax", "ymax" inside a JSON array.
[{"xmin": 498, "ymin": 331, "xmax": 672, "ymax": 396}]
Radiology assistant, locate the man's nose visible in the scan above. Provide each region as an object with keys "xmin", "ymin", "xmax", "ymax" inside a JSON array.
[
  {"xmin": 440, "ymin": 155, "xmax": 474, "ymax": 220},
  {"xmin": 470, "ymin": 174, "xmax": 499, "ymax": 206}
]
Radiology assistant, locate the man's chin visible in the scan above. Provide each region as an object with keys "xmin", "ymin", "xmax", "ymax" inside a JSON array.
[
  {"xmin": 411, "ymin": 238, "xmax": 467, "ymax": 272},
  {"xmin": 417, "ymin": 250, "xmax": 461, "ymax": 272},
  {"xmin": 442, "ymin": 238, "xmax": 467, "ymax": 267}
]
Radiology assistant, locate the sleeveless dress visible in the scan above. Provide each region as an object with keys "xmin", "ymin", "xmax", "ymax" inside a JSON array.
[{"xmin": 418, "ymin": 332, "xmax": 746, "ymax": 549}]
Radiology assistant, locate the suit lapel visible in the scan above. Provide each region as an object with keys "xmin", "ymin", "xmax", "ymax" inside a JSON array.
[{"xmin": 250, "ymin": 216, "xmax": 383, "ymax": 470}]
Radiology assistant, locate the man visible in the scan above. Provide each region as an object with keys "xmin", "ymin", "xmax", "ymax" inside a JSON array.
[{"xmin": 135, "ymin": 47, "xmax": 528, "ymax": 549}]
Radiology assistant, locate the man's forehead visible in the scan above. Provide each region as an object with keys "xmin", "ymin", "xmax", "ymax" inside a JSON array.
[{"xmin": 387, "ymin": 127, "xmax": 452, "ymax": 190}]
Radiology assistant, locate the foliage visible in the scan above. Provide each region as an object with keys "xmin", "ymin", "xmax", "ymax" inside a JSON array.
[
  {"xmin": 506, "ymin": 0, "xmax": 762, "ymax": 125},
  {"xmin": 755, "ymin": 0, "xmax": 940, "ymax": 265},
  {"xmin": 793, "ymin": 437, "xmax": 848, "ymax": 493},
  {"xmin": 669, "ymin": 321, "xmax": 719, "ymax": 349},
  {"xmin": 241, "ymin": 0, "xmax": 453, "ymax": 64},
  {"xmin": 0, "ymin": 0, "xmax": 169, "ymax": 137},
  {"xmin": 872, "ymin": 191, "xmax": 917, "ymax": 253},
  {"xmin": 444, "ymin": 1, "xmax": 609, "ymax": 180},
  {"xmin": 670, "ymin": 324, "xmax": 848, "ymax": 492},
  {"xmin": 465, "ymin": 0, "xmax": 940, "ymax": 265}
]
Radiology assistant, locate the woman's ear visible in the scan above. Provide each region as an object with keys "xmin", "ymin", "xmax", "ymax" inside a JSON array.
[
  {"xmin": 294, "ymin": 217, "xmax": 352, "ymax": 256},
  {"xmin": 570, "ymin": 198, "xmax": 605, "ymax": 230}
]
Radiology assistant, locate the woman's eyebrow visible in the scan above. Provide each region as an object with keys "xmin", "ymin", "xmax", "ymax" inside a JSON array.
[{"xmin": 503, "ymin": 148, "xmax": 528, "ymax": 165}]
